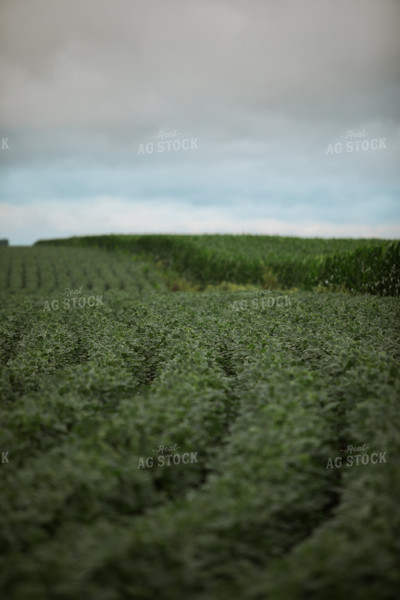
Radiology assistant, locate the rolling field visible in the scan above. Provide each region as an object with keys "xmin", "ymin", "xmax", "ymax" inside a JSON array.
[
  {"xmin": 36, "ymin": 234, "xmax": 400, "ymax": 294},
  {"xmin": 1, "ymin": 237, "xmax": 400, "ymax": 600}
]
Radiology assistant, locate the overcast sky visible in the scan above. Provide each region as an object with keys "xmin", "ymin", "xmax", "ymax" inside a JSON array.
[{"xmin": 0, "ymin": 0, "xmax": 399, "ymax": 244}]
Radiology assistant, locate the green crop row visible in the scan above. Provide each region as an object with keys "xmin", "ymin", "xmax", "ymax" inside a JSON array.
[{"xmin": 0, "ymin": 246, "xmax": 167, "ymax": 296}]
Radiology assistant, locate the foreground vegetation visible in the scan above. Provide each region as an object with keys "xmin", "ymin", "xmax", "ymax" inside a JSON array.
[{"xmin": 1, "ymin": 238, "xmax": 399, "ymax": 599}]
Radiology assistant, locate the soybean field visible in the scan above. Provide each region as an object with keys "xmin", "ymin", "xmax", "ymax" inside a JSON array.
[{"xmin": 0, "ymin": 236, "xmax": 399, "ymax": 600}]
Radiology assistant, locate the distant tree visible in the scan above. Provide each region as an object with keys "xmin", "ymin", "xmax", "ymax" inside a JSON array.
[{"xmin": 0, "ymin": 239, "xmax": 9, "ymax": 246}]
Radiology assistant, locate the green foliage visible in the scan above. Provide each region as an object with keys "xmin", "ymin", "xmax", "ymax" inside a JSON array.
[
  {"xmin": 318, "ymin": 240, "xmax": 400, "ymax": 296},
  {"xmin": 1, "ymin": 242, "xmax": 399, "ymax": 599},
  {"xmin": 35, "ymin": 234, "xmax": 399, "ymax": 295}
]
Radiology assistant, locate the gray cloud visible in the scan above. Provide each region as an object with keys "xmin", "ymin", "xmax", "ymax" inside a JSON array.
[{"xmin": 1, "ymin": 0, "xmax": 399, "ymax": 132}]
